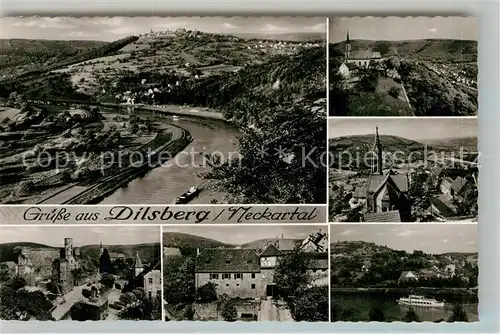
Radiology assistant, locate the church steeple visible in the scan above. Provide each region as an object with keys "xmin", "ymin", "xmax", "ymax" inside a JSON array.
[
  {"xmin": 345, "ymin": 30, "xmax": 351, "ymax": 62},
  {"xmin": 373, "ymin": 126, "xmax": 383, "ymax": 175}
]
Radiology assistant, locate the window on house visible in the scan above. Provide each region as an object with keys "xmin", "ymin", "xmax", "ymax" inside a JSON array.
[
  {"xmin": 205, "ymin": 260, "xmax": 210, "ymax": 264},
  {"xmin": 222, "ymin": 273, "xmax": 230, "ymax": 279},
  {"xmin": 210, "ymin": 273, "xmax": 219, "ymax": 280},
  {"xmin": 251, "ymin": 273, "xmax": 256, "ymax": 279},
  {"xmin": 236, "ymin": 284, "xmax": 239, "ymax": 287},
  {"xmin": 234, "ymin": 273, "xmax": 242, "ymax": 279},
  {"xmin": 226, "ymin": 260, "xmax": 231, "ymax": 264},
  {"xmin": 157, "ymin": 290, "xmax": 161, "ymax": 297},
  {"xmin": 226, "ymin": 284, "xmax": 229, "ymax": 287},
  {"xmin": 148, "ymin": 278, "xmax": 153, "ymax": 284},
  {"xmin": 251, "ymin": 284, "xmax": 256, "ymax": 289}
]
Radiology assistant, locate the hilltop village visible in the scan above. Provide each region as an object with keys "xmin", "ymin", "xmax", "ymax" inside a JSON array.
[
  {"xmin": 0, "ymin": 238, "xmax": 161, "ymax": 321},
  {"xmin": 330, "ymin": 32, "xmax": 478, "ymax": 116},
  {"xmin": 163, "ymin": 230, "xmax": 328, "ymax": 322},
  {"xmin": 329, "ymin": 127, "xmax": 478, "ymax": 222}
]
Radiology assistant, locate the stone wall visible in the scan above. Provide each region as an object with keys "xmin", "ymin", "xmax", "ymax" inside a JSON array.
[
  {"xmin": 196, "ymin": 272, "xmax": 262, "ymax": 299},
  {"xmin": 22, "ymin": 247, "xmax": 60, "ymax": 279}
]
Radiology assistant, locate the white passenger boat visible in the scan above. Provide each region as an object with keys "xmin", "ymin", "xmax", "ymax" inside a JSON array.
[{"xmin": 397, "ymin": 295, "xmax": 445, "ymax": 308}]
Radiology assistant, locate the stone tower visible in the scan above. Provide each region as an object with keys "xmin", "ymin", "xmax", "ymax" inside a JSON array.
[{"xmin": 64, "ymin": 238, "xmax": 77, "ymax": 270}]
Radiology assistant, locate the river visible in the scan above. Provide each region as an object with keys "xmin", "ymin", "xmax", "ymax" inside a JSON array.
[
  {"xmin": 330, "ymin": 290, "xmax": 479, "ymax": 322},
  {"xmin": 100, "ymin": 110, "xmax": 240, "ymax": 204}
]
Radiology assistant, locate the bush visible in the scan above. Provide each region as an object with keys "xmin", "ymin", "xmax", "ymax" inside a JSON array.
[
  {"xmin": 388, "ymin": 86, "xmax": 400, "ymax": 98},
  {"xmin": 197, "ymin": 282, "xmax": 218, "ymax": 303},
  {"xmin": 221, "ymin": 301, "xmax": 238, "ymax": 322}
]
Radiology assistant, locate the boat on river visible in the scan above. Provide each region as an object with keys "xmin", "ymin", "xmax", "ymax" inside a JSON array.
[
  {"xmin": 172, "ymin": 115, "xmax": 180, "ymax": 121},
  {"xmin": 397, "ymin": 295, "xmax": 445, "ymax": 308},
  {"xmin": 174, "ymin": 186, "xmax": 199, "ymax": 204}
]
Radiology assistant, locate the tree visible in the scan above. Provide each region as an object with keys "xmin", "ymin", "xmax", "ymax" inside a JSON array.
[
  {"xmin": 0, "ymin": 263, "xmax": 11, "ymax": 282},
  {"xmin": 388, "ymin": 86, "xmax": 400, "ymax": 98},
  {"xmin": 292, "ymin": 286, "xmax": 328, "ymax": 322},
  {"xmin": 402, "ymin": 307, "xmax": 420, "ymax": 322},
  {"xmin": 100, "ymin": 273, "xmax": 115, "ymax": 289},
  {"xmin": 99, "ymin": 248, "xmax": 113, "ymax": 274},
  {"xmin": 273, "ymin": 248, "xmax": 311, "ymax": 300},
  {"xmin": 369, "ymin": 307, "xmax": 386, "ymax": 322},
  {"xmin": 197, "ymin": 282, "xmax": 218, "ymax": 302},
  {"xmin": 448, "ymin": 304, "xmax": 469, "ymax": 322},
  {"xmin": 221, "ymin": 301, "xmax": 238, "ymax": 322}
]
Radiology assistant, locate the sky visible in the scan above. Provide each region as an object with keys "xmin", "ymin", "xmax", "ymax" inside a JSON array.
[
  {"xmin": 0, "ymin": 226, "xmax": 160, "ymax": 247},
  {"xmin": 329, "ymin": 118, "xmax": 477, "ymax": 140},
  {"xmin": 329, "ymin": 16, "xmax": 477, "ymax": 43},
  {"xmin": 1, "ymin": 16, "xmax": 326, "ymax": 41},
  {"xmin": 162, "ymin": 225, "xmax": 326, "ymax": 245},
  {"xmin": 330, "ymin": 224, "xmax": 477, "ymax": 254}
]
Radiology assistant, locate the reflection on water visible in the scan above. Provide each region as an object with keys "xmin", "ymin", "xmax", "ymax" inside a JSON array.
[
  {"xmin": 100, "ymin": 113, "xmax": 240, "ymax": 204},
  {"xmin": 331, "ymin": 292, "xmax": 478, "ymax": 322}
]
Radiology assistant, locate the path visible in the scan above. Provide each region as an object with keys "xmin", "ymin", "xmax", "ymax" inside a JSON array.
[
  {"xmin": 259, "ymin": 297, "xmax": 293, "ymax": 322},
  {"xmin": 51, "ymin": 284, "xmax": 87, "ymax": 320}
]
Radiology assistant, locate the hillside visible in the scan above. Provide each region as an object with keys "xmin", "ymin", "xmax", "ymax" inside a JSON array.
[
  {"xmin": 330, "ymin": 240, "xmax": 478, "ymax": 288},
  {"xmin": 233, "ymin": 32, "xmax": 325, "ymax": 42},
  {"xmin": 162, "ymin": 232, "xmax": 234, "ymax": 249},
  {"xmin": 330, "ymin": 39, "xmax": 477, "ymax": 62},
  {"xmin": 79, "ymin": 242, "xmax": 160, "ymax": 264},
  {"xmin": 240, "ymin": 238, "xmax": 302, "ymax": 250},
  {"xmin": 0, "ymin": 242, "xmax": 56, "ymax": 262},
  {"xmin": 420, "ymin": 136, "xmax": 477, "ymax": 150}
]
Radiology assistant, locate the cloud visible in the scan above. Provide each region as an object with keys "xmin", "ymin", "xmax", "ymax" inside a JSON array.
[
  {"xmin": 66, "ymin": 31, "xmax": 96, "ymax": 38},
  {"xmin": 442, "ymin": 239, "xmax": 450, "ymax": 243},
  {"xmin": 260, "ymin": 23, "xmax": 288, "ymax": 33},
  {"xmin": 109, "ymin": 26, "xmax": 140, "ymax": 35},
  {"xmin": 221, "ymin": 22, "xmax": 238, "ymax": 29},
  {"xmin": 11, "ymin": 17, "xmax": 75, "ymax": 29},
  {"xmin": 91, "ymin": 17, "xmax": 125, "ymax": 27},
  {"xmin": 303, "ymin": 23, "xmax": 326, "ymax": 32},
  {"xmin": 428, "ymin": 28, "xmax": 438, "ymax": 34},
  {"xmin": 339, "ymin": 230, "xmax": 354, "ymax": 236}
]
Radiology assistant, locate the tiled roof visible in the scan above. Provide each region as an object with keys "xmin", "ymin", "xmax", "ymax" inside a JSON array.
[
  {"xmin": 354, "ymin": 186, "xmax": 367, "ymax": 198},
  {"xmin": 368, "ymin": 174, "xmax": 408, "ymax": 194},
  {"xmin": 364, "ymin": 210, "xmax": 402, "ymax": 222},
  {"xmin": 195, "ymin": 248, "xmax": 261, "ymax": 273},
  {"xmin": 259, "ymin": 243, "xmax": 282, "ymax": 257}
]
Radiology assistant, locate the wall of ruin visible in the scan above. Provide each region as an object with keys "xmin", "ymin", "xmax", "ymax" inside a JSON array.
[{"xmin": 22, "ymin": 248, "xmax": 60, "ymax": 279}]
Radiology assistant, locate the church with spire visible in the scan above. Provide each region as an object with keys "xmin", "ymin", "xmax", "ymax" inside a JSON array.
[
  {"xmin": 358, "ymin": 127, "xmax": 412, "ymax": 222},
  {"xmin": 339, "ymin": 30, "xmax": 384, "ymax": 72}
]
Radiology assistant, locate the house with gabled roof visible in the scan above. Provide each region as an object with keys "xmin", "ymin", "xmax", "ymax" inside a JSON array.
[
  {"xmin": 398, "ymin": 270, "xmax": 419, "ymax": 284},
  {"xmin": 193, "ymin": 231, "xmax": 329, "ymax": 299}
]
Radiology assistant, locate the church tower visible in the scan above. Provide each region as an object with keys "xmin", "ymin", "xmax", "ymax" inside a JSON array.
[
  {"xmin": 345, "ymin": 30, "xmax": 351, "ymax": 62},
  {"xmin": 133, "ymin": 252, "xmax": 144, "ymax": 277},
  {"xmin": 372, "ymin": 126, "xmax": 383, "ymax": 175}
]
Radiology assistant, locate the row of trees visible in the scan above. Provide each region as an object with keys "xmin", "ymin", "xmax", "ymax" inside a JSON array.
[{"xmin": 0, "ymin": 276, "xmax": 55, "ymax": 320}]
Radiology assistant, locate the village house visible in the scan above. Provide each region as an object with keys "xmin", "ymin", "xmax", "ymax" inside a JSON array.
[
  {"xmin": 398, "ymin": 270, "xmax": 419, "ymax": 284},
  {"xmin": 143, "ymin": 263, "xmax": 162, "ymax": 299},
  {"xmin": 194, "ymin": 231, "xmax": 328, "ymax": 299}
]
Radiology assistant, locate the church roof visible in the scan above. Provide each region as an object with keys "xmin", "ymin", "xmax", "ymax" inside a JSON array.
[
  {"xmin": 364, "ymin": 210, "xmax": 402, "ymax": 222},
  {"xmin": 134, "ymin": 253, "xmax": 143, "ymax": 268},
  {"xmin": 368, "ymin": 174, "xmax": 408, "ymax": 194},
  {"xmin": 398, "ymin": 271, "xmax": 418, "ymax": 280}
]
